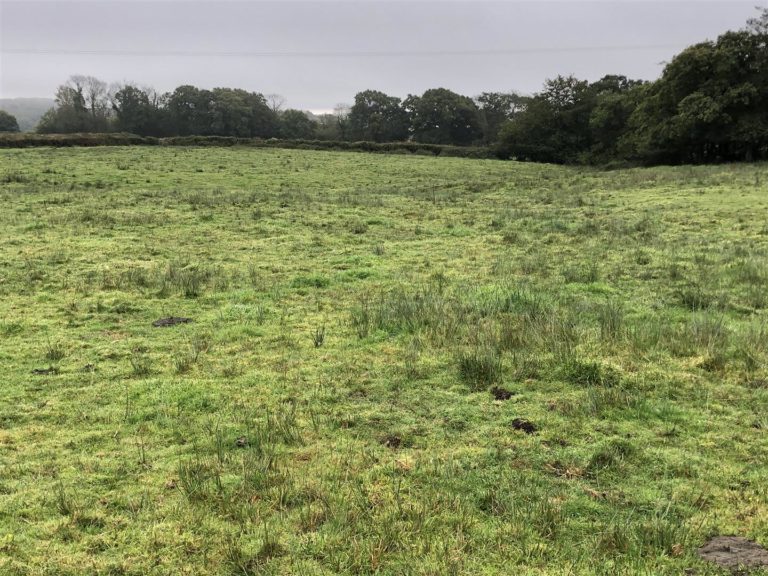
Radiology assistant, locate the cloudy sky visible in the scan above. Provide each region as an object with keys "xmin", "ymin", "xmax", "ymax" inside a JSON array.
[{"xmin": 0, "ymin": 0, "xmax": 762, "ymax": 110}]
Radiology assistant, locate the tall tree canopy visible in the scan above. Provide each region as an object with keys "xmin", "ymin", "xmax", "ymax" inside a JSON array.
[
  {"xmin": 348, "ymin": 90, "xmax": 409, "ymax": 142},
  {"xmin": 165, "ymin": 85, "xmax": 214, "ymax": 136},
  {"xmin": 497, "ymin": 74, "xmax": 645, "ymax": 163},
  {"xmin": 279, "ymin": 109, "xmax": 317, "ymax": 140},
  {"xmin": 111, "ymin": 84, "xmax": 158, "ymax": 135},
  {"xmin": 38, "ymin": 76, "xmax": 111, "ymax": 133},
  {"xmin": 161, "ymin": 86, "xmax": 278, "ymax": 138},
  {"xmin": 475, "ymin": 92, "xmax": 529, "ymax": 144},
  {"xmin": 404, "ymin": 88, "xmax": 483, "ymax": 146},
  {"xmin": 625, "ymin": 23, "xmax": 768, "ymax": 163}
]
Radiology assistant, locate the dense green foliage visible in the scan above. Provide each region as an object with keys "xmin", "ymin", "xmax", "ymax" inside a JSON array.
[
  {"xmin": 0, "ymin": 110, "xmax": 20, "ymax": 133},
  {"xmin": 498, "ymin": 11, "xmax": 768, "ymax": 165},
  {"xmin": 1, "ymin": 147, "xmax": 767, "ymax": 575},
  {"xmin": 475, "ymin": 91, "xmax": 528, "ymax": 144},
  {"xmin": 31, "ymin": 10, "xmax": 768, "ymax": 165},
  {"xmin": 279, "ymin": 109, "xmax": 318, "ymax": 140},
  {"xmin": 497, "ymin": 75, "xmax": 644, "ymax": 164},
  {"xmin": 626, "ymin": 28, "xmax": 768, "ymax": 164},
  {"xmin": 403, "ymin": 88, "xmax": 483, "ymax": 145},
  {"xmin": 348, "ymin": 90, "xmax": 409, "ymax": 143}
]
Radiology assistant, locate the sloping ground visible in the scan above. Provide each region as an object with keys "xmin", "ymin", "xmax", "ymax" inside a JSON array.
[
  {"xmin": 0, "ymin": 147, "xmax": 766, "ymax": 575},
  {"xmin": 0, "ymin": 98, "xmax": 54, "ymax": 132}
]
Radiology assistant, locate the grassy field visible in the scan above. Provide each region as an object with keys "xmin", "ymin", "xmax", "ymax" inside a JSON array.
[{"xmin": 0, "ymin": 147, "xmax": 766, "ymax": 575}]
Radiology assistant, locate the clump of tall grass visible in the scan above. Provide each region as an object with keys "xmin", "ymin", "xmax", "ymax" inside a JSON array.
[
  {"xmin": 312, "ymin": 325, "xmax": 326, "ymax": 348},
  {"xmin": 129, "ymin": 348, "xmax": 153, "ymax": 377},
  {"xmin": 291, "ymin": 274, "xmax": 330, "ymax": 289},
  {"xmin": 224, "ymin": 529, "xmax": 286, "ymax": 574},
  {"xmin": 177, "ymin": 458, "xmax": 220, "ymax": 502},
  {"xmin": 586, "ymin": 438, "xmax": 637, "ymax": 476},
  {"xmin": 735, "ymin": 319, "xmax": 768, "ymax": 374},
  {"xmin": 596, "ymin": 507, "xmax": 687, "ymax": 559},
  {"xmin": 561, "ymin": 358, "xmax": 621, "ymax": 387},
  {"xmin": 174, "ymin": 333, "xmax": 212, "ymax": 374},
  {"xmin": 44, "ymin": 339, "xmax": 66, "ymax": 362},
  {"xmin": 402, "ymin": 336, "xmax": 423, "ymax": 379},
  {"xmin": 596, "ymin": 299, "xmax": 625, "ymax": 343},
  {"xmin": 77, "ymin": 208, "xmax": 116, "ymax": 226},
  {"xmin": 687, "ymin": 313, "xmax": 729, "ymax": 352},
  {"xmin": 158, "ymin": 261, "xmax": 215, "ymax": 298},
  {"xmin": 745, "ymin": 285, "xmax": 768, "ymax": 310},
  {"xmin": 348, "ymin": 220, "xmax": 368, "ymax": 235},
  {"xmin": 457, "ymin": 345, "xmax": 503, "ymax": 390},
  {"xmin": 247, "ymin": 262, "xmax": 264, "ymax": 290},
  {"xmin": 579, "ymin": 386, "xmax": 641, "ymax": 416},
  {"xmin": 627, "ymin": 316, "xmax": 664, "ymax": 352},
  {"xmin": 628, "ymin": 213, "xmax": 657, "ymax": 241},
  {"xmin": 100, "ymin": 266, "xmax": 151, "ymax": 291},
  {"xmin": 1, "ymin": 171, "xmax": 29, "ymax": 184},
  {"xmin": 54, "ymin": 480, "xmax": 77, "ymax": 517},
  {"xmin": 496, "ymin": 293, "xmax": 578, "ymax": 359},
  {"xmin": 731, "ymin": 256, "xmax": 768, "ymax": 286},
  {"xmin": 562, "ymin": 262, "xmax": 600, "ymax": 284},
  {"xmin": 675, "ymin": 282, "xmax": 726, "ymax": 311},
  {"xmin": 350, "ymin": 282, "xmax": 463, "ymax": 345}
]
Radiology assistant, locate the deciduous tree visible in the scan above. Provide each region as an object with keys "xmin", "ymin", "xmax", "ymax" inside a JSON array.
[
  {"xmin": 348, "ymin": 90, "xmax": 408, "ymax": 142},
  {"xmin": 279, "ymin": 109, "xmax": 316, "ymax": 139},
  {"xmin": 404, "ymin": 88, "xmax": 482, "ymax": 146}
]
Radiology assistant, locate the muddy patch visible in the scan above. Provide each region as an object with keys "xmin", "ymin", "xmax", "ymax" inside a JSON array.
[
  {"xmin": 381, "ymin": 435, "xmax": 402, "ymax": 449},
  {"xmin": 490, "ymin": 386, "xmax": 515, "ymax": 400},
  {"xmin": 31, "ymin": 367, "xmax": 59, "ymax": 375},
  {"xmin": 512, "ymin": 418, "xmax": 537, "ymax": 434},
  {"xmin": 152, "ymin": 317, "xmax": 193, "ymax": 328},
  {"xmin": 697, "ymin": 536, "xmax": 768, "ymax": 570}
]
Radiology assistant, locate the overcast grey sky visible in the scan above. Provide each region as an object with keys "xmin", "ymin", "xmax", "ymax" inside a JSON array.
[{"xmin": 0, "ymin": 0, "xmax": 762, "ymax": 110}]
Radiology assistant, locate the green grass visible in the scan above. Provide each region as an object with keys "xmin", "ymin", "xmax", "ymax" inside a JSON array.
[{"xmin": 0, "ymin": 146, "xmax": 767, "ymax": 575}]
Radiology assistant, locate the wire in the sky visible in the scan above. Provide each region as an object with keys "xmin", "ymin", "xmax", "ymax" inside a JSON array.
[{"xmin": 1, "ymin": 44, "xmax": 686, "ymax": 58}]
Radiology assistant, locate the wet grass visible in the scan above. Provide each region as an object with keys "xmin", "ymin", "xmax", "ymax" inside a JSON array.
[{"xmin": 0, "ymin": 147, "xmax": 766, "ymax": 575}]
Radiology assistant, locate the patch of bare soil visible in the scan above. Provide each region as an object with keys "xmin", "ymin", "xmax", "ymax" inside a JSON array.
[
  {"xmin": 512, "ymin": 418, "xmax": 537, "ymax": 434},
  {"xmin": 235, "ymin": 436, "xmax": 248, "ymax": 448},
  {"xmin": 31, "ymin": 367, "xmax": 58, "ymax": 375},
  {"xmin": 490, "ymin": 386, "xmax": 514, "ymax": 400},
  {"xmin": 697, "ymin": 536, "xmax": 768, "ymax": 571},
  {"xmin": 152, "ymin": 317, "xmax": 193, "ymax": 327},
  {"xmin": 381, "ymin": 435, "xmax": 402, "ymax": 449}
]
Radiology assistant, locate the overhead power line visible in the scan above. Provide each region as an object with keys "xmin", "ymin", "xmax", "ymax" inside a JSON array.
[{"xmin": 2, "ymin": 44, "xmax": 685, "ymax": 58}]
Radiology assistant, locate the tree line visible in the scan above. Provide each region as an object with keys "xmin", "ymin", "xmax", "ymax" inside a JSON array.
[
  {"xmin": 31, "ymin": 78, "xmax": 514, "ymax": 147},
  {"xmin": 2, "ymin": 10, "xmax": 767, "ymax": 165}
]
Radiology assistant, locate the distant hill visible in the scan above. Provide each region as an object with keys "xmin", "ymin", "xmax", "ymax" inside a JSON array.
[{"xmin": 0, "ymin": 98, "xmax": 55, "ymax": 132}]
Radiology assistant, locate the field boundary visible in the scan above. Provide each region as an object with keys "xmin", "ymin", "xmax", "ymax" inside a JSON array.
[{"xmin": 0, "ymin": 132, "xmax": 497, "ymax": 158}]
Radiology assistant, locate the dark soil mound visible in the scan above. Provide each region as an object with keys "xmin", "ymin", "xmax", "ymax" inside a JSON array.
[
  {"xmin": 381, "ymin": 435, "xmax": 402, "ymax": 449},
  {"xmin": 31, "ymin": 367, "xmax": 58, "ymax": 375},
  {"xmin": 152, "ymin": 317, "xmax": 193, "ymax": 327},
  {"xmin": 490, "ymin": 386, "xmax": 514, "ymax": 400},
  {"xmin": 697, "ymin": 536, "xmax": 768, "ymax": 570},
  {"xmin": 512, "ymin": 418, "xmax": 537, "ymax": 434}
]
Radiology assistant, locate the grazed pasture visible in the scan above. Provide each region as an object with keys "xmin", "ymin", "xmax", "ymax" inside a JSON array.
[{"xmin": 0, "ymin": 147, "xmax": 766, "ymax": 575}]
